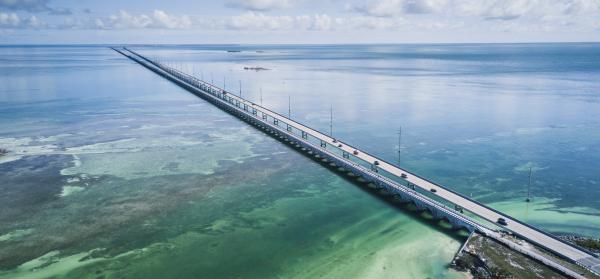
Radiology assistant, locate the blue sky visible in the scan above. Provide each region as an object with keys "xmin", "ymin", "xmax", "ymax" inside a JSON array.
[{"xmin": 1, "ymin": 0, "xmax": 600, "ymax": 44}]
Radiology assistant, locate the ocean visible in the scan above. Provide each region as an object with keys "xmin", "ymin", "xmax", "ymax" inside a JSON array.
[{"xmin": 1, "ymin": 43, "xmax": 599, "ymax": 278}]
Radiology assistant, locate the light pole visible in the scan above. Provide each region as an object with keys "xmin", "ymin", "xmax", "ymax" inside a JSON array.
[
  {"xmin": 526, "ymin": 167, "xmax": 532, "ymax": 202},
  {"xmin": 398, "ymin": 126, "xmax": 402, "ymax": 166},
  {"xmin": 330, "ymin": 104, "xmax": 333, "ymax": 137}
]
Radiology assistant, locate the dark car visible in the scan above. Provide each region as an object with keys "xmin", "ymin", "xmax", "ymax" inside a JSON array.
[
  {"xmin": 353, "ymin": 150, "xmax": 359, "ymax": 155},
  {"xmin": 401, "ymin": 173, "xmax": 408, "ymax": 178},
  {"xmin": 430, "ymin": 188, "xmax": 437, "ymax": 193},
  {"xmin": 497, "ymin": 218, "xmax": 508, "ymax": 226},
  {"xmin": 374, "ymin": 160, "xmax": 380, "ymax": 166}
]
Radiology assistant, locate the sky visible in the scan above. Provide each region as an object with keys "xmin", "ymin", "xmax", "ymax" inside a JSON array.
[{"xmin": 1, "ymin": 0, "xmax": 600, "ymax": 44}]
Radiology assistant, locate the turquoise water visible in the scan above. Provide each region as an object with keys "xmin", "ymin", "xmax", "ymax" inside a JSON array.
[{"xmin": 0, "ymin": 44, "xmax": 599, "ymax": 278}]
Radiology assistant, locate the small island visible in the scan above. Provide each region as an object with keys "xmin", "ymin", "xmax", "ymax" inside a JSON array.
[
  {"xmin": 243, "ymin": 66, "xmax": 270, "ymax": 71},
  {"xmin": 560, "ymin": 235, "xmax": 600, "ymax": 255}
]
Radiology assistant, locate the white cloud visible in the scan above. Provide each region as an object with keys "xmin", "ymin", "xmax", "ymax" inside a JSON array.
[
  {"xmin": 151, "ymin": 10, "xmax": 192, "ymax": 29},
  {"xmin": 227, "ymin": 0, "xmax": 295, "ymax": 11},
  {"xmin": 94, "ymin": 10, "xmax": 192, "ymax": 30},
  {"xmin": 455, "ymin": 0, "xmax": 536, "ymax": 20},
  {"xmin": 228, "ymin": 12, "xmax": 295, "ymax": 30},
  {"xmin": 227, "ymin": 12, "xmax": 333, "ymax": 30},
  {"xmin": 0, "ymin": 11, "xmax": 44, "ymax": 28},
  {"xmin": 226, "ymin": 12, "xmax": 407, "ymax": 31},
  {"xmin": 0, "ymin": 11, "xmax": 19, "ymax": 27},
  {"xmin": 560, "ymin": 0, "xmax": 600, "ymax": 15},
  {"xmin": 313, "ymin": 14, "xmax": 332, "ymax": 30},
  {"xmin": 351, "ymin": 0, "xmax": 600, "ymax": 21},
  {"xmin": 352, "ymin": 0, "xmax": 448, "ymax": 17},
  {"xmin": 339, "ymin": 16, "xmax": 407, "ymax": 30}
]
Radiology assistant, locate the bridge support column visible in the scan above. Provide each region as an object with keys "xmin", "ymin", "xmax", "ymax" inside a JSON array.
[
  {"xmin": 262, "ymin": 113, "xmax": 267, "ymax": 120},
  {"xmin": 252, "ymin": 109, "xmax": 257, "ymax": 115},
  {"xmin": 302, "ymin": 131, "xmax": 308, "ymax": 139},
  {"xmin": 342, "ymin": 151, "xmax": 349, "ymax": 159},
  {"xmin": 320, "ymin": 140, "xmax": 326, "ymax": 148},
  {"xmin": 287, "ymin": 124, "xmax": 292, "ymax": 132},
  {"xmin": 274, "ymin": 119, "xmax": 279, "ymax": 125}
]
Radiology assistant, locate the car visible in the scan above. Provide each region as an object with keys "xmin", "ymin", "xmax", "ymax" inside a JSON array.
[
  {"xmin": 338, "ymin": 144, "xmax": 342, "ymax": 148},
  {"xmin": 401, "ymin": 173, "xmax": 407, "ymax": 178},
  {"xmin": 497, "ymin": 218, "xmax": 508, "ymax": 226},
  {"xmin": 353, "ymin": 150, "xmax": 359, "ymax": 155},
  {"xmin": 430, "ymin": 188, "xmax": 437, "ymax": 193},
  {"xmin": 374, "ymin": 160, "xmax": 380, "ymax": 166}
]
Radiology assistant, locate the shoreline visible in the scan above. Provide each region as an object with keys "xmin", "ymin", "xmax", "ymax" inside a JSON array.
[
  {"xmin": 558, "ymin": 234, "xmax": 600, "ymax": 256},
  {"xmin": 451, "ymin": 232, "xmax": 599, "ymax": 279}
]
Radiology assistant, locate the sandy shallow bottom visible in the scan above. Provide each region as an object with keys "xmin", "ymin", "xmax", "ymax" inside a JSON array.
[{"xmin": 0, "ymin": 157, "xmax": 469, "ymax": 279}]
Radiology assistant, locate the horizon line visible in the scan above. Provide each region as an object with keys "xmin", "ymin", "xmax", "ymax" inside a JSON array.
[{"xmin": 1, "ymin": 41, "xmax": 600, "ymax": 47}]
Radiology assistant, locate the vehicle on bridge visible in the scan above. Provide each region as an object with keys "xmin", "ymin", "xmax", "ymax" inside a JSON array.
[{"xmin": 497, "ymin": 218, "xmax": 508, "ymax": 226}]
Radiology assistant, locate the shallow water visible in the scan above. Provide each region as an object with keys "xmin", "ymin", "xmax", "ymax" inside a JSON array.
[{"xmin": 0, "ymin": 43, "xmax": 599, "ymax": 278}]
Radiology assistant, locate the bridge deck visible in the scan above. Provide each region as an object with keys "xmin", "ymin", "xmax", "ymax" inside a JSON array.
[{"xmin": 115, "ymin": 47, "xmax": 600, "ymax": 276}]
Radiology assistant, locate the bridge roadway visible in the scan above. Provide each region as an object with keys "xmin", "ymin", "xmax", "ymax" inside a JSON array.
[{"xmin": 115, "ymin": 47, "xmax": 600, "ymax": 276}]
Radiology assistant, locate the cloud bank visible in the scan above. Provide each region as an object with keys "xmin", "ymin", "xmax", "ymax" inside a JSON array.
[
  {"xmin": 226, "ymin": 0, "xmax": 296, "ymax": 11},
  {"xmin": 0, "ymin": 11, "xmax": 42, "ymax": 28},
  {"xmin": 1, "ymin": 0, "xmax": 599, "ymax": 43},
  {"xmin": 94, "ymin": 10, "xmax": 192, "ymax": 29}
]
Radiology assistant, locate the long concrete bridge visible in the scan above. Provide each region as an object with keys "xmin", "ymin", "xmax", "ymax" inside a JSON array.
[{"xmin": 113, "ymin": 47, "xmax": 600, "ymax": 277}]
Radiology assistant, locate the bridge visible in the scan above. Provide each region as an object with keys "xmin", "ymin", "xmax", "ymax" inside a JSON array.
[{"xmin": 113, "ymin": 47, "xmax": 600, "ymax": 277}]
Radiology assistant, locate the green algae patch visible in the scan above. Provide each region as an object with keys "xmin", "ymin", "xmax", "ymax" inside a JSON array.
[
  {"xmin": 0, "ymin": 229, "xmax": 33, "ymax": 242},
  {"xmin": 0, "ymin": 250, "xmax": 104, "ymax": 279}
]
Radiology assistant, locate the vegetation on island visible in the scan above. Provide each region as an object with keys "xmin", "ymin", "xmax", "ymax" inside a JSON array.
[
  {"xmin": 560, "ymin": 235, "xmax": 600, "ymax": 254},
  {"xmin": 451, "ymin": 233, "xmax": 596, "ymax": 279},
  {"xmin": 576, "ymin": 238, "xmax": 600, "ymax": 252}
]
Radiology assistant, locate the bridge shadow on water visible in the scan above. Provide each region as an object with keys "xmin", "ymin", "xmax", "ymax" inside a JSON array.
[{"xmin": 248, "ymin": 120, "xmax": 470, "ymax": 244}]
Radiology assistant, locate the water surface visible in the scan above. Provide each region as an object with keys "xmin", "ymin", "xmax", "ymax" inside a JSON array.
[{"xmin": 1, "ymin": 43, "xmax": 599, "ymax": 278}]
